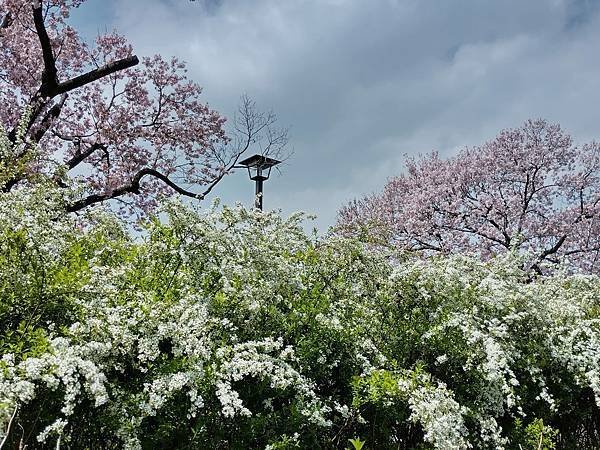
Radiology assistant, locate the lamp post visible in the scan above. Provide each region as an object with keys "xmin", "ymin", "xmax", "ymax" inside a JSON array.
[{"xmin": 236, "ymin": 154, "xmax": 281, "ymax": 210}]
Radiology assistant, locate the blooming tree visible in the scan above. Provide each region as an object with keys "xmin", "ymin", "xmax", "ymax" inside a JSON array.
[
  {"xmin": 338, "ymin": 119, "xmax": 600, "ymax": 274},
  {"xmin": 0, "ymin": 0, "xmax": 287, "ymax": 216}
]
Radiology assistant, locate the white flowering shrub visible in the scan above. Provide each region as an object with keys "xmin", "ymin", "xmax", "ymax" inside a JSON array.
[
  {"xmin": 0, "ymin": 108, "xmax": 34, "ymax": 187},
  {"xmin": 0, "ymin": 187, "xmax": 599, "ymax": 449}
]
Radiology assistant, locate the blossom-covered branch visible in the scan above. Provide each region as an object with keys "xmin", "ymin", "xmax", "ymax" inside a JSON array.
[{"xmin": 1, "ymin": 0, "xmax": 289, "ymax": 217}]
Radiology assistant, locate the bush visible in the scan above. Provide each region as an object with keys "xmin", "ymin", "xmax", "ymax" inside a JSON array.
[{"xmin": 1, "ymin": 187, "xmax": 599, "ymax": 449}]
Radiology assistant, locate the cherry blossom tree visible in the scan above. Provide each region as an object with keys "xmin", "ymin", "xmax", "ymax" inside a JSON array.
[
  {"xmin": 0, "ymin": 0, "xmax": 287, "ymax": 216},
  {"xmin": 338, "ymin": 119, "xmax": 600, "ymax": 274}
]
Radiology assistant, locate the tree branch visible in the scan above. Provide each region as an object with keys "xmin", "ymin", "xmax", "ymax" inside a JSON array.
[
  {"xmin": 32, "ymin": 2, "xmax": 58, "ymax": 94},
  {"xmin": 133, "ymin": 168, "xmax": 201, "ymax": 198},
  {"xmin": 1, "ymin": 12, "xmax": 12, "ymax": 29},
  {"xmin": 55, "ymin": 56, "xmax": 139, "ymax": 96},
  {"xmin": 0, "ymin": 405, "xmax": 18, "ymax": 448},
  {"xmin": 65, "ymin": 142, "xmax": 107, "ymax": 170},
  {"xmin": 3, "ymin": 95, "xmax": 67, "ymax": 190},
  {"xmin": 534, "ymin": 235, "xmax": 568, "ymax": 266},
  {"xmin": 32, "ymin": 3, "xmax": 139, "ymax": 97},
  {"xmin": 66, "ymin": 168, "xmax": 202, "ymax": 212},
  {"xmin": 33, "ymin": 94, "xmax": 67, "ymax": 143},
  {"xmin": 5, "ymin": 4, "xmax": 140, "ymax": 150}
]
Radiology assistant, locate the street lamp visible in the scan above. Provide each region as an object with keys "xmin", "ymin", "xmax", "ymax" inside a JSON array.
[{"xmin": 236, "ymin": 154, "xmax": 281, "ymax": 210}]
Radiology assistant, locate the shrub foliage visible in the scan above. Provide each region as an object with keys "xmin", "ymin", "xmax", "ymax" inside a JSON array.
[{"xmin": 1, "ymin": 187, "xmax": 599, "ymax": 449}]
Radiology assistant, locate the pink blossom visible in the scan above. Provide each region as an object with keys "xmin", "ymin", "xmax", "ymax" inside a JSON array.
[
  {"xmin": 338, "ymin": 119, "xmax": 600, "ymax": 274},
  {"xmin": 1, "ymin": 0, "xmax": 231, "ymax": 217}
]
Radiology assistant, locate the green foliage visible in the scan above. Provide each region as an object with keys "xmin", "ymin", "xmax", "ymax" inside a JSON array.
[
  {"xmin": 347, "ymin": 437, "xmax": 366, "ymax": 450},
  {"xmin": 0, "ymin": 187, "xmax": 599, "ymax": 449},
  {"xmin": 510, "ymin": 418, "xmax": 558, "ymax": 450}
]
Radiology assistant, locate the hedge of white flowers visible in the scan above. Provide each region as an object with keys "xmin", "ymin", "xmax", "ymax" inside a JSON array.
[{"xmin": 1, "ymin": 186, "xmax": 599, "ymax": 449}]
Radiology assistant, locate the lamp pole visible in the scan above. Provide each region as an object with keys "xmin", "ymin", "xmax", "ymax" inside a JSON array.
[
  {"xmin": 237, "ymin": 154, "xmax": 281, "ymax": 211},
  {"xmin": 255, "ymin": 176, "xmax": 264, "ymax": 210}
]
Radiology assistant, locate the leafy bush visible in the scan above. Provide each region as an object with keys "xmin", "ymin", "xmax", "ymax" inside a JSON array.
[{"xmin": 0, "ymin": 187, "xmax": 599, "ymax": 449}]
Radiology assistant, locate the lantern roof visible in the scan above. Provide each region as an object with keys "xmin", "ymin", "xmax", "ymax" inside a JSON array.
[{"xmin": 238, "ymin": 154, "xmax": 281, "ymax": 169}]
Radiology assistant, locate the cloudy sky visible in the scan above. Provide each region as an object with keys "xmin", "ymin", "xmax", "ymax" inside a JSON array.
[{"xmin": 71, "ymin": 0, "xmax": 600, "ymax": 231}]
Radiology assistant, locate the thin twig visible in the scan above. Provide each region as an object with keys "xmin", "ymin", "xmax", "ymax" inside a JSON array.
[{"xmin": 0, "ymin": 405, "xmax": 18, "ymax": 449}]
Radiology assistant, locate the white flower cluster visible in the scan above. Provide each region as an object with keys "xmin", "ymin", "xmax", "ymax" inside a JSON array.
[
  {"xmin": 407, "ymin": 378, "xmax": 471, "ymax": 450},
  {"xmin": 213, "ymin": 338, "xmax": 331, "ymax": 426},
  {"xmin": 1, "ymin": 194, "xmax": 599, "ymax": 448},
  {"xmin": 393, "ymin": 254, "xmax": 600, "ymax": 447},
  {"xmin": 0, "ymin": 107, "xmax": 32, "ymax": 183},
  {"xmin": 0, "ymin": 339, "xmax": 110, "ymax": 443}
]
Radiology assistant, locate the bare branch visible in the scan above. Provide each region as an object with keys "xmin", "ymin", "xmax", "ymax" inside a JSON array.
[
  {"xmin": 65, "ymin": 109, "xmax": 288, "ymax": 211},
  {"xmin": 232, "ymin": 94, "xmax": 290, "ymax": 161},
  {"xmin": 66, "ymin": 168, "xmax": 202, "ymax": 212},
  {"xmin": 539, "ymin": 235, "xmax": 568, "ymax": 260},
  {"xmin": 0, "ymin": 405, "xmax": 18, "ymax": 449},
  {"xmin": 200, "ymin": 95, "xmax": 291, "ymax": 198}
]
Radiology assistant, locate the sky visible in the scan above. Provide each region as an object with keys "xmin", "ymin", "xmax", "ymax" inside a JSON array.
[{"xmin": 71, "ymin": 0, "xmax": 600, "ymax": 231}]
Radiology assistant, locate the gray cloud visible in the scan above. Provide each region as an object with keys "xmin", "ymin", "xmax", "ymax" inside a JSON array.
[{"xmin": 72, "ymin": 0, "xmax": 600, "ymax": 230}]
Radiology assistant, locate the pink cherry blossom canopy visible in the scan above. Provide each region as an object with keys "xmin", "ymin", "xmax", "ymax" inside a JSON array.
[
  {"xmin": 0, "ymin": 0, "xmax": 262, "ymax": 216},
  {"xmin": 338, "ymin": 119, "xmax": 600, "ymax": 274}
]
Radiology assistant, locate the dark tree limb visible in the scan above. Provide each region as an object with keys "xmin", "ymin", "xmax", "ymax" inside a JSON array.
[
  {"xmin": 7, "ymin": 5, "xmax": 139, "ymax": 145},
  {"xmin": 32, "ymin": 2, "xmax": 58, "ymax": 94},
  {"xmin": 55, "ymin": 56, "xmax": 139, "ymax": 96},
  {"xmin": 32, "ymin": 3, "xmax": 139, "ymax": 98},
  {"xmin": 66, "ymin": 168, "xmax": 203, "ymax": 212},
  {"xmin": 529, "ymin": 234, "xmax": 568, "ymax": 274},
  {"xmin": 539, "ymin": 235, "xmax": 568, "ymax": 260},
  {"xmin": 137, "ymin": 169, "xmax": 204, "ymax": 198},
  {"xmin": 65, "ymin": 142, "xmax": 107, "ymax": 170},
  {"xmin": 33, "ymin": 94, "xmax": 67, "ymax": 143},
  {"xmin": 1, "ymin": 12, "xmax": 12, "ymax": 29},
  {"xmin": 564, "ymin": 246, "xmax": 600, "ymax": 257},
  {"xmin": 3, "ymin": 95, "xmax": 67, "ymax": 189},
  {"xmin": 2, "ymin": 2, "xmax": 141, "ymax": 192}
]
